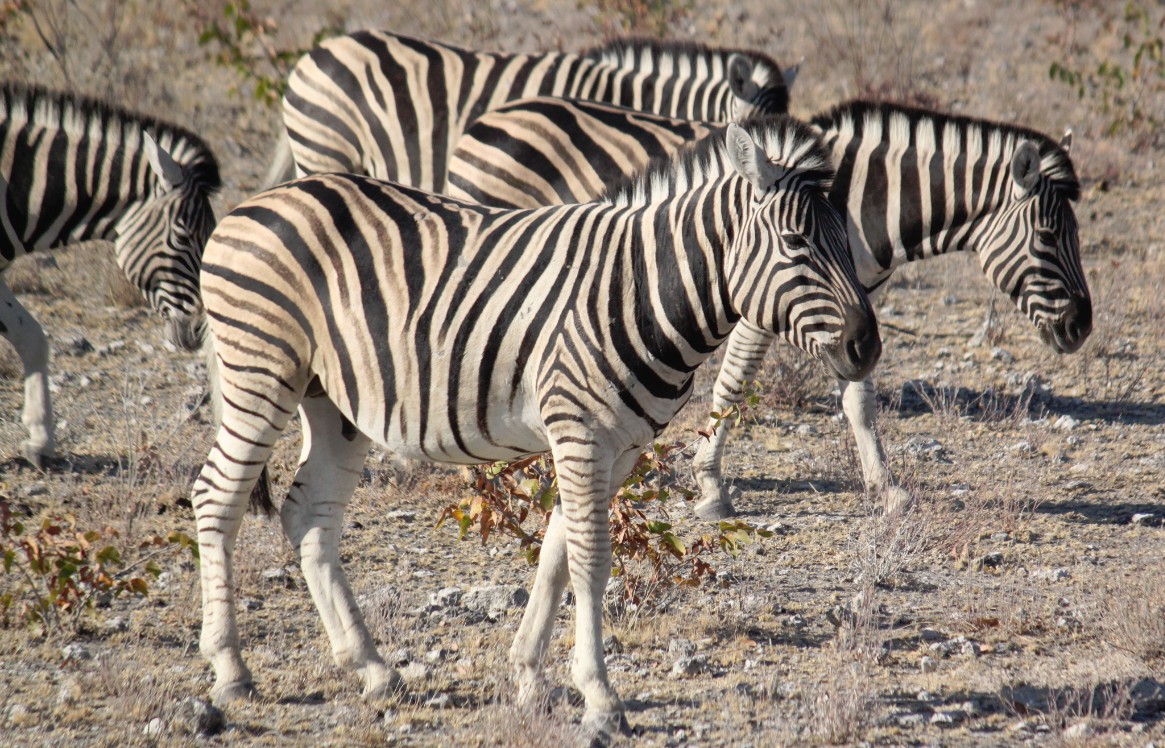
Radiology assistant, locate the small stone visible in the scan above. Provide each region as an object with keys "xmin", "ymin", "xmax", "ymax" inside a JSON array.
[
  {"xmin": 1132, "ymin": 513, "xmax": 1156, "ymax": 525},
  {"xmin": 896, "ymin": 713, "xmax": 927, "ymax": 727},
  {"xmin": 991, "ymin": 347, "xmax": 1016, "ymax": 364},
  {"xmin": 399, "ymin": 662, "xmax": 432, "ymax": 683},
  {"xmin": 667, "ymin": 639, "xmax": 697, "ymax": 657},
  {"xmin": 103, "ymin": 616, "xmax": 130, "ymax": 633},
  {"xmin": 931, "ymin": 710, "xmax": 963, "ymax": 726},
  {"xmin": 61, "ymin": 643, "xmax": 91, "ymax": 662},
  {"xmin": 424, "ymin": 647, "xmax": 446, "ymax": 664},
  {"xmin": 143, "ymin": 717, "xmax": 165, "ymax": 737},
  {"xmin": 423, "ymin": 693, "xmax": 452, "ymax": 709},
  {"xmin": 973, "ymin": 551, "xmax": 1004, "ymax": 571},
  {"xmin": 23, "ymin": 483, "xmax": 49, "ymax": 498},
  {"xmin": 919, "ymin": 627, "xmax": 945, "ymax": 643},
  {"xmin": 671, "ymin": 655, "xmax": 709, "ymax": 676},
  {"xmin": 261, "ymin": 567, "xmax": 294, "ymax": 587},
  {"xmin": 386, "ymin": 510, "xmax": 416, "ymax": 522},
  {"xmin": 462, "ymin": 585, "xmax": 529, "ymax": 619},
  {"xmin": 905, "ymin": 437, "xmax": 944, "ymax": 457},
  {"xmin": 1033, "ymin": 567, "xmax": 1071, "ymax": 582},
  {"xmin": 434, "ymin": 587, "xmax": 463, "ymax": 608},
  {"xmin": 1062, "ymin": 720, "xmax": 1091, "ymax": 739},
  {"xmin": 1009, "ymin": 440, "xmax": 1034, "ymax": 453},
  {"xmin": 62, "ymin": 334, "xmax": 94, "ymax": 356},
  {"xmin": 1053, "ymin": 415, "xmax": 1080, "ymax": 431},
  {"xmin": 603, "ymin": 635, "xmax": 624, "ymax": 655},
  {"xmin": 960, "ymin": 699, "xmax": 981, "ymax": 717},
  {"xmin": 795, "ymin": 423, "xmax": 818, "ymax": 436},
  {"xmin": 175, "ymin": 697, "xmax": 224, "ymax": 735},
  {"xmin": 919, "ymin": 655, "xmax": 938, "ymax": 673},
  {"xmin": 917, "ymin": 690, "xmax": 936, "ymax": 702},
  {"xmin": 388, "ymin": 648, "xmax": 412, "ymax": 666},
  {"xmin": 960, "ymin": 640, "xmax": 981, "ymax": 657},
  {"xmin": 56, "ymin": 679, "xmax": 82, "ymax": 708}
]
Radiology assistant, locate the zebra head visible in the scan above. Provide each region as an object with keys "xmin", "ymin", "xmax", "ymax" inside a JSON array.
[
  {"xmin": 115, "ymin": 132, "xmax": 218, "ymax": 351},
  {"xmin": 726, "ymin": 53, "xmax": 796, "ymax": 120},
  {"xmin": 724, "ymin": 120, "xmax": 880, "ymax": 381},
  {"xmin": 978, "ymin": 134, "xmax": 1091, "ymax": 354}
]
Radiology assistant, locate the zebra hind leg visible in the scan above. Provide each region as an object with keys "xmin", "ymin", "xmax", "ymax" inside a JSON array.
[
  {"xmin": 281, "ymin": 394, "xmax": 401, "ymax": 702},
  {"xmin": 0, "ymin": 277, "xmax": 56, "ymax": 467},
  {"xmin": 194, "ymin": 369, "xmax": 299, "ymax": 705}
]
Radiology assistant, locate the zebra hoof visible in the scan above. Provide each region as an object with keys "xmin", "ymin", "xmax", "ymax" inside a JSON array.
[
  {"xmin": 694, "ymin": 487, "xmax": 737, "ymax": 521},
  {"xmin": 211, "ymin": 680, "xmax": 258, "ymax": 706},
  {"xmin": 20, "ymin": 440, "xmax": 56, "ymax": 471},
  {"xmin": 362, "ymin": 671, "xmax": 405, "ymax": 704},
  {"xmin": 582, "ymin": 710, "xmax": 631, "ymax": 747},
  {"xmin": 881, "ymin": 486, "xmax": 913, "ymax": 516}
]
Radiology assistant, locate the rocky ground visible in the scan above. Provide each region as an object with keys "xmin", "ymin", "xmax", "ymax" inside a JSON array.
[{"xmin": 1, "ymin": 1, "xmax": 1163, "ymax": 746}]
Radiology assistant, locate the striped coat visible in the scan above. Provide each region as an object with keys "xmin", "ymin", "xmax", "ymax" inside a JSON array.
[{"xmin": 190, "ymin": 117, "xmax": 878, "ymax": 740}]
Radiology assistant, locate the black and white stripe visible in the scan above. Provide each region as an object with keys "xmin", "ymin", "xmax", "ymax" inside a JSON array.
[
  {"xmin": 0, "ymin": 83, "xmax": 220, "ymax": 466},
  {"xmin": 189, "ymin": 117, "xmax": 878, "ymax": 739},
  {"xmin": 442, "ymin": 96, "xmax": 1090, "ymax": 517},
  {"xmin": 279, "ymin": 29, "xmax": 794, "ymax": 191}
]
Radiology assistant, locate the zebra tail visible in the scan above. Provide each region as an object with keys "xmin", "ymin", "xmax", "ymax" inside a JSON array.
[
  {"xmin": 261, "ymin": 128, "xmax": 297, "ymax": 189},
  {"xmin": 202, "ymin": 329, "xmax": 277, "ymax": 517}
]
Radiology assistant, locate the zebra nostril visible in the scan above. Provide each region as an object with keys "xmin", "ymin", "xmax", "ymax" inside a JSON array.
[{"xmin": 847, "ymin": 338, "xmax": 862, "ymax": 365}]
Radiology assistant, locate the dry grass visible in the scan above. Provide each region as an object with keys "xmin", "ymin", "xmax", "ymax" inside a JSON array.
[{"xmin": 1097, "ymin": 575, "xmax": 1165, "ymax": 666}]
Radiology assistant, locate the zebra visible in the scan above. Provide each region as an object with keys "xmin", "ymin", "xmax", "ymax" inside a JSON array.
[
  {"xmin": 191, "ymin": 117, "xmax": 880, "ymax": 741},
  {"xmin": 0, "ymin": 83, "xmax": 220, "ymax": 468},
  {"xmin": 443, "ymin": 96, "xmax": 1091, "ymax": 518},
  {"xmin": 276, "ymin": 29, "xmax": 797, "ymax": 190}
]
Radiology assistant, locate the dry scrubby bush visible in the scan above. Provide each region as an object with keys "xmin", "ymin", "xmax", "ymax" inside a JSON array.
[
  {"xmin": 580, "ymin": 0, "xmax": 693, "ymax": 37},
  {"xmin": 438, "ymin": 427, "xmax": 773, "ymax": 612}
]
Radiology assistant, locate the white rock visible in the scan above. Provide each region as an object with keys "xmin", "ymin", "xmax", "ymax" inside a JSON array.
[
  {"xmin": 143, "ymin": 717, "xmax": 165, "ymax": 737},
  {"xmin": 1132, "ymin": 513, "xmax": 1155, "ymax": 525},
  {"xmin": 919, "ymin": 656, "xmax": 938, "ymax": 673},
  {"xmin": 1054, "ymin": 414, "xmax": 1080, "ymax": 431}
]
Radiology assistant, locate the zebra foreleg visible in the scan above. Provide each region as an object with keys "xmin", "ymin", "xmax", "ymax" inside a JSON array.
[
  {"xmin": 838, "ymin": 376, "xmax": 911, "ymax": 514},
  {"xmin": 510, "ymin": 504, "xmax": 570, "ymax": 705},
  {"xmin": 0, "ymin": 278, "xmax": 56, "ymax": 467},
  {"xmin": 691, "ymin": 321, "xmax": 774, "ymax": 520},
  {"xmin": 281, "ymin": 395, "xmax": 401, "ymax": 702}
]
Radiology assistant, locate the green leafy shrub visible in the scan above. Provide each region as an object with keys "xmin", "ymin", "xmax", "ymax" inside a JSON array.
[
  {"xmin": 197, "ymin": 0, "xmax": 339, "ymax": 107},
  {"xmin": 0, "ymin": 501, "xmax": 197, "ymax": 635},
  {"xmin": 1049, "ymin": 1, "xmax": 1165, "ymax": 137},
  {"xmin": 438, "ymin": 424, "xmax": 772, "ymax": 609}
]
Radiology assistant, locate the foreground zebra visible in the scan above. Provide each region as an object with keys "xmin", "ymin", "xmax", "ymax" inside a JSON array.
[
  {"xmin": 193, "ymin": 117, "xmax": 879, "ymax": 740},
  {"xmin": 0, "ymin": 83, "xmax": 220, "ymax": 467},
  {"xmin": 446, "ymin": 97, "xmax": 1091, "ymax": 517},
  {"xmin": 278, "ymin": 30, "xmax": 796, "ymax": 190}
]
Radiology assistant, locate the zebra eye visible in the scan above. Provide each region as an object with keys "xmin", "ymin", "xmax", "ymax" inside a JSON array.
[
  {"xmin": 781, "ymin": 233, "xmax": 808, "ymax": 249},
  {"xmin": 1036, "ymin": 229, "xmax": 1057, "ymax": 247}
]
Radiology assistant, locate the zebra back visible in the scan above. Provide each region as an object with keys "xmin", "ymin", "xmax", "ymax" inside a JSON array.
[
  {"xmin": 0, "ymin": 83, "xmax": 220, "ymax": 349},
  {"xmin": 281, "ymin": 30, "xmax": 792, "ymax": 192}
]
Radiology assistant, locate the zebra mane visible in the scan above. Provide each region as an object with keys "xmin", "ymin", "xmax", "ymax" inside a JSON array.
[
  {"xmin": 583, "ymin": 37, "xmax": 785, "ymax": 95},
  {"xmin": 813, "ymin": 100, "xmax": 1080, "ymax": 201},
  {"xmin": 0, "ymin": 82, "xmax": 221, "ymax": 194},
  {"xmin": 602, "ymin": 115, "xmax": 833, "ymax": 207}
]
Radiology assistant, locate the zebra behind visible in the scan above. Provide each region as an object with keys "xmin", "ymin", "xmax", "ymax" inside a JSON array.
[
  {"xmin": 0, "ymin": 83, "xmax": 220, "ymax": 467},
  {"xmin": 192, "ymin": 117, "xmax": 879, "ymax": 741},
  {"xmin": 279, "ymin": 30, "xmax": 795, "ymax": 190},
  {"xmin": 446, "ymin": 97, "xmax": 1091, "ymax": 518}
]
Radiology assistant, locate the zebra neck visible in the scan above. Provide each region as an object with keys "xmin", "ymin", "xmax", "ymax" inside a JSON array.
[
  {"xmin": 826, "ymin": 130, "xmax": 1016, "ymax": 277},
  {"xmin": 613, "ymin": 185, "xmax": 740, "ymax": 378}
]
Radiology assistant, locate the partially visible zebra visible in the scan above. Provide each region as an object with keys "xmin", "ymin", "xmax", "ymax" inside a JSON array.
[
  {"xmin": 277, "ymin": 30, "xmax": 797, "ymax": 190},
  {"xmin": 445, "ymin": 96, "xmax": 1091, "ymax": 518},
  {"xmin": 0, "ymin": 83, "xmax": 220, "ymax": 467},
  {"xmin": 191, "ymin": 117, "xmax": 879, "ymax": 741}
]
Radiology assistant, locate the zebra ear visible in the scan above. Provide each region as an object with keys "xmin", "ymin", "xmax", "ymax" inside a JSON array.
[
  {"xmin": 1010, "ymin": 140, "xmax": 1042, "ymax": 193},
  {"xmin": 727, "ymin": 54, "xmax": 759, "ymax": 102},
  {"xmin": 143, "ymin": 131, "xmax": 186, "ymax": 192},
  {"xmin": 1060, "ymin": 128, "xmax": 1073, "ymax": 154},
  {"xmin": 726, "ymin": 123, "xmax": 783, "ymax": 192},
  {"xmin": 783, "ymin": 57, "xmax": 804, "ymax": 90}
]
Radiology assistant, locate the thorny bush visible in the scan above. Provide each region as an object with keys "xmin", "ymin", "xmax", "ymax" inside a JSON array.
[
  {"xmin": 0, "ymin": 500, "xmax": 198, "ymax": 635},
  {"xmin": 438, "ymin": 403, "xmax": 772, "ymax": 609}
]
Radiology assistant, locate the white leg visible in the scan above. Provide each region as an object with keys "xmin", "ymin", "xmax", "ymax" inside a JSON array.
[
  {"xmin": 0, "ymin": 277, "xmax": 56, "ymax": 466},
  {"xmin": 691, "ymin": 320, "xmax": 775, "ymax": 520},
  {"xmin": 282, "ymin": 395, "xmax": 399, "ymax": 701},
  {"xmin": 509, "ymin": 447, "xmax": 639, "ymax": 716},
  {"xmin": 839, "ymin": 376, "xmax": 910, "ymax": 513},
  {"xmin": 194, "ymin": 365, "xmax": 299, "ymax": 704}
]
